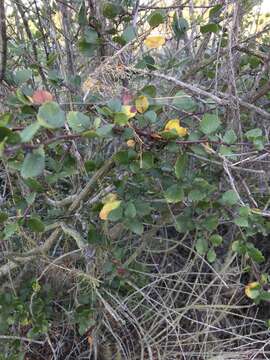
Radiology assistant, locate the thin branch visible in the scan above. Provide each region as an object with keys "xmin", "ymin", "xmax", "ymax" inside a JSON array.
[
  {"xmin": 0, "ymin": 0, "xmax": 6, "ymax": 82},
  {"xmin": 129, "ymin": 67, "xmax": 270, "ymax": 120},
  {"xmin": 0, "ymin": 335, "xmax": 45, "ymax": 345}
]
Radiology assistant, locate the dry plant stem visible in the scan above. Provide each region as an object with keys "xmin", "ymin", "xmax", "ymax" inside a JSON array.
[
  {"xmin": 15, "ymin": 0, "xmax": 48, "ymax": 88},
  {"xmin": 0, "ymin": 335, "xmax": 45, "ymax": 345},
  {"xmin": 0, "ymin": 0, "xmax": 7, "ymax": 82},
  {"xmin": 0, "ymin": 154, "xmax": 117, "ymax": 279},
  {"xmin": 128, "ymin": 67, "xmax": 270, "ymax": 120}
]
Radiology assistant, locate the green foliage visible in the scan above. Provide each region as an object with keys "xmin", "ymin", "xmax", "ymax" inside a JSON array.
[
  {"xmin": 37, "ymin": 102, "xmax": 65, "ymax": 129},
  {"xmin": 122, "ymin": 25, "xmax": 136, "ymax": 43},
  {"xmin": 21, "ymin": 147, "xmax": 45, "ymax": 179},
  {"xmin": 173, "ymin": 91, "xmax": 197, "ymax": 112},
  {"xmin": 67, "ymin": 111, "xmax": 91, "ymax": 132},
  {"xmin": 200, "ymin": 113, "xmax": 221, "ymax": 134},
  {"xmin": 200, "ymin": 23, "xmax": 220, "ymax": 33},
  {"xmin": 172, "ymin": 14, "xmax": 189, "ymax": 39},
  {"xmin": 148, "ymin": 11, "xmax": 165, "ymax": 28},
  {"xmin": 164, "ymin": 184, "xmax": 184, "ymax": 203},
  {"xmin": 14, "ymin": 68, "xmax": 32, "ymax": 85},
  {"xmin": 20, "ymin": 122, "xmax": 40, "ymax": 142},
  {"xmin": 1, "ymin": 1, "xmax": 270, "ymax": 356}
]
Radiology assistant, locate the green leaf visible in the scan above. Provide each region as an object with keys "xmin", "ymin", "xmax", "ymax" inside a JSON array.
[
  {"xmin": 78, "ymin": 41, "xmax": 97, "ymax": 56},
  {"xmin": 200, "ymin": 23, "xmax": 220, "ymax": 33},
  {"xmin": 144, "ymin": 110, "xmax": 157, "ymax": 123},
  {"xmin": 134, "ymin": 201, "xmax": 152, "ymax": 217},
  {"xmin": 223, "ymin": 129, "xmax": 237, "ymax": 144},
  {"xmin": 25, "ymin": 192, "xmax": 36, "ymax": 205},
  {"xmin": 67, "ymin": 111, "xmax": 91, "ymax": 133},
  {"xmin": 249, "ymin": 56, "xmax": 262, "ymax": 68},
  {"xmin": 0, "ymin": 112, "xmax": 12, "ymax": 127},
  {"xmin": 219, "ymin": 145, "xmax": 237, "ymax": 161},
  {"xmin": 234, "ymin": 216, "xmax": 249, "ymax": 227},
  {"xmin": 123, "ymin": 218, "xmax": 144, "ymax": 235},
  {"xmin": 246, "ymin": 243, "xmax": 265, "ymax": 263},
  {"xmin": 210, "ymin": 234, "xmax": 223, "ymax": 247},
  {"xmin": 87, "ymin": 224, "xmax": 103, "ymax": 244},
  {"xmin": 4, "ymin": 223, "xmax": 18, "ymax": 240},
  {"xmin": 20, "ymin": 122, "xmax": 40, "ymax": 143},
  {"xmin": 253, "ymin": 138, "xmax": 264, "ymax": 151},
  {"xmin": 107, "ymin": 98, "xmax": 122, "ymax": 112},
  {"xmin": 245, "ymin": 284, "xmax": 260, "ymax": 299},
  {"xmin": 114, "ymin": 112, "xmax": 129, "ymax": 125},
  {"xmin": 14, "ymin": 68, "xmax": 32, "ymax": 85},
  {"xmin": 232, "ymin": 240, "xmax": 246, "ymax": 254},
  {"xmin": 175, "ymin": 154, "xmax": 187, "ymax": 179},
  {"xmin": 188, "ymin": 189, "xmax": 206, "ymax": 202},
  {"xmin": 96, "ymin": 124, "xmax": 114, "ymax": 137},
  {"xmin": 21, "ymin": 147, "xmax": 45, "ymax": 179},
  {"xmin": 221, "ymin": 190, "xmax": 238, "ymax": 205},
  {"xmin": 124, "ymin": 202, "xmax": 137, "ymax": 218},
  {"xmin": 136, "ymin": 55, "xmax": 156, "ymax": 70},
  {"xmin": 140, "ymin": 85, "xmax": 157, "ymax": 98},
  {"xmin": 108, "ymin": 205, "xmax": 123, "ymax": 222},
  {"xmin": 196, "ymin": 238, "xmax": 208, "ymax": 256},
  {"xmin": 172, "ymin": 14, "xmax": 189, "ymax": 39},
  {"xmin": 207, "ymin": 248, "xmax": 216, "ymax": 263},
  {"xmin": 78, "ymin": 0, "xmax": 87, "ymax": 25},
  {"xmin": 84, "ymin": 27, "xmax": 98, "ymax": 44},
  {"xmin": 175, "ymin": 214, "xmax": 194, "ymax": 233},
  {"xmin": 27, "ymin": 216, "xmax": 45, "ymax": 233},
  {"xmin": 203, "ymin": 215, "xmax": 218, "ymax": 231},
  {"xmin": 259, "ymin": 291, "xmax": 270, "ymax": 301},
  {"xmin": 200, "ymin": 113, "xmax": 221, "ymax": 135},
  {"xmin": 148, "ymin": 11, "xmax": 165, "ymax": 27},
  {"xmin": 245, "ymin": 128, "xmax": 262, "ymax": 140},
  {"xmin": 172, "ymin": 91, "xmax": 197, "ymax": 112},
  {"xmin": 141, "ymin": 152, "xmax": 154, "ymax": 169},
  {"xmin": 239, "ymin": 206, "xmax": 250, "ymax": 217},
  {"xmin": 0, "ymin": 126, "xmax": 19, "ymax": 144},
  {"xmin": 114, "ymin": 150, "xmax": 130, "ymax": 165},
  {"xmin": 24, "ymin": 178, "xmax": 44, "ymax": 192},
  {"xmin": 103, "ymin": 2, "xmax": 120, "ymax": 19},
  {"xmin": 164, "ymin": 184, "xmax": 184, "ymax": 203},
  {"xmin": 122, "ymin": 25, "xmax": 136, "ymax": 43},
  {"xmin": 0, "ymin": 212, "xmax": 8, "ymax": 223},
  {"xmin": 37, "ymin": 101, "xmax": 65, "ymax": 129}
]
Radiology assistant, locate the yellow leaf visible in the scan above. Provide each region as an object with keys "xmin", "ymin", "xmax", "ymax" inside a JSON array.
[
  {"xmin": 126, "ymin": 139, "xmax": 135, "ymax": 148},
  {"xmin": 99, "ymin": 200, "xmax": 121, "ymax": 220},
  {"xmin": 144, "ymin": 35, "xmax": 166, "ymax": 49},
  {"xmin": 52, "ymin": 11, "xmax": 62, "ymax": 30},
  {"xmin": 122, "ymin": 105, "xmax": 137, "ymax": 119},
  {"xmin": 135, "ymin": 96, "xmax": 149, "ymax": 113},
  {"xmin": 102, "ymin": 193, "xmax": 118, "ymax": 204},
  {"xmin": 251, "ymin": 208, "xmax": 262, "ymax": 214},
  {"xmin": 164, "ymin": 119, "xmax": 188, "ymax": 137},
  {"xmin": 245, "ymin": 282, "xmax": 260, "ymax": 299}
]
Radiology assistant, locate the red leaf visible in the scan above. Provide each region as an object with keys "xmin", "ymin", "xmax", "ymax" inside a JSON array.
[
  {"xmin": 121, "ymin": 90, "xmax": 133, "ymax": 105},
  {"xmin": 32, "ymin": 90, "xmax": 54, "ymax": 104}
]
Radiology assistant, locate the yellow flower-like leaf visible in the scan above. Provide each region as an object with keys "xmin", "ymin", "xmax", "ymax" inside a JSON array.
[
  {"xmin": 122, "ymin": 105, "xmax": 137, "ymax": 119},
  {"xmin": 164, "ymin": 119, "xmax": 188, "ymax": 137},
  {"xmin": 99, "ymin": 200, "xmax": 121, "ymax": 220},
  {"xmin": 245, "ymin": 282, "xmax": 260, "ymax": 299},
  {"xmin": 135, "ymin": 96, "xmax": 149, "ymax": 113},
  {"xmin": 126, "ymin": 139, "xmax": 135, "ymax": 148},
  {"xmin": 102, "ymin": 193, "xmax": 118, "ymax": 204},
  {"xmin": 144, "ymin": 35, "xmax": 166, "ymax": 49}
]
